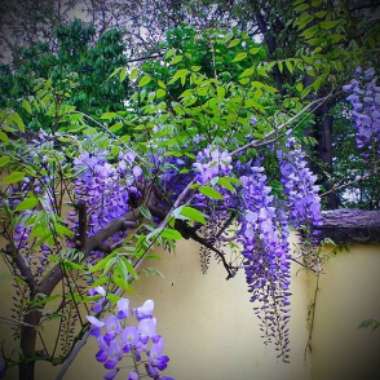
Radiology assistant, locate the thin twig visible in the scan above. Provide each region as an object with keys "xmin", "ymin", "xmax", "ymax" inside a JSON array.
[
  {"xmin": 320, "ymin": 172, "xmax": 375, "ymax": 197},
  {"xmin": 78, "ymin": 112, "xmax": 147, "ymax": 164},
  {"xmin": 230, "ymin": 95, "xmax": 332, "ymax": 157}
]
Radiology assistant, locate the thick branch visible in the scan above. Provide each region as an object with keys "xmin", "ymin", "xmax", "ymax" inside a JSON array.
[
  {"xmin": 38, "ymin": 209, "xmax": 140, "ymax": 295},
  {"xmin": 314, "ymin": 209, "xmax": 380, "ymax": 243},
  {"xmin": 76, "ymin": 201, "xmax": 87, "ymax": 251},
  {"xmin": 84, "ymin": 213, "xmax": 139, "ymax": 254},
  {"xmin": 4, "ymin": 243, "xmax": 36, "ymax": 294}
]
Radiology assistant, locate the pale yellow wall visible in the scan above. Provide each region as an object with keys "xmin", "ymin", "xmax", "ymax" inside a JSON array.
[
  {"xmin": 311, "ymin": 244, "xmax": 380, "ymax": 380},
  {"xmin": 1, "ymin": 240, "xmax": 380, "ymax": 380}
]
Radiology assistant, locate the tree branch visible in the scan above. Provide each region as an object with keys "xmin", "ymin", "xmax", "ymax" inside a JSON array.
[
  {"xmin": 38, "ymin": 209, "xmax": 140, "ymax": 295},
  {"xmin": 314, "ymin": 209, "xmax": 380, "ymax": 243},
  {"xmin": 4, "ymin": 243, "xmax": 36, "ymax": 294}
]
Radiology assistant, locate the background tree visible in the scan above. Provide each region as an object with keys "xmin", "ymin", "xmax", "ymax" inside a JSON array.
[{"xmin": 0, "ymin": 20, "xmax": 128, "ymax": 116}]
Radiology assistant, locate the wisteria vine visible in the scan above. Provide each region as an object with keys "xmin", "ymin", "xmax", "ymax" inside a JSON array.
[
  {"xmin": 343, "ymin": 66, "xmax": 380, "ymax": 154},
  {"xmin": 0, "ymin": 104, "xmax": 324, "ymax": 380}
]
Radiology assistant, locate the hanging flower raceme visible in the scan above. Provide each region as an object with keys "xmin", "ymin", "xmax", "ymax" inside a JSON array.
[
  {"xmin": 277, "ymin": 136, "xmax": 322, "ymax": 228},
  {"xmin": 73, "ymin": 151, "xmax": 131, "ymax": 236},
  {"xmin": 191, "ymin": 146, "xmax": 237, "ymax": 215},
  {"xmin": 239, "ymin": 166, "xmax": 291, "ymax": 362},
  {"xmin": 87, "ymin": 290, "xmax": 174, "ymax": 380},
  {"xmin": 343, "ymin": 66, "xmax": 380, "ymax": 153}
]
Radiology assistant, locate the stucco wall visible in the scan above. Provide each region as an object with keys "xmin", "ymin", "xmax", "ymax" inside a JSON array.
[
  {"xmin": 0, "ymin": 240, "xmax": 379, "ymax": 380},
  {"xmin": 311, "ymin": 244, "xmax": 380, "ymax": 380}
]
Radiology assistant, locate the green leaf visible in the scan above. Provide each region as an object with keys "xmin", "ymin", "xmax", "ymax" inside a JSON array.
[
  {"xmin": 179, "ymin": 206, "xmax": 207, "ymax": 225},
  {"xmin": 245, "ymin": 98, "xmax": 264, "ymax": 112},
  {"xmin": 296, "ymin": 13, "xmax": 313, "ymax": 29},
  {"xmin": 240, "ymin": 67, "xmax": 255, "ymax": 78},
  {"xmin": 22, "ymin": 99, "xmax": 32, "ymax": 114},
  {"xmin": 9, "ymin": 112, "xmax": 25, "ymax": 132},
  {"xmin": 171, "ymin": 55, "xmax": 183, "ymax": 65},
  {"xmin": 0, "ymin": 131, "xmax": 9, "ymax": 144},
  {"xmin": 294, "ymin": 3, "xmax": 309, "ymax": 12},
  {"xmin": 3, "ymin": 171, "xmax": 25, "ymax": 185},
  {"xmin": 156, "ymin": 89, "xmax": 166, "ymax": 99},
  {"xmin": 0, "ymin": 156, "xmax": 10, "ymax": 167},
  {"xmin": 217, "ymin": 177, "xmax": 237, "ymax": 193},
  {"xmin": 251, "ymin": 81, "xmax": 277, "ymax": 93},
  {"xmin": 295, "ymin": 82, "xmax": 304, "ymax": 93},
  {"xmin": 100, "ymin": 112, "xmax": 117, "ymax": 120},
  {"xmin": 55, "ymin": 223, "xmax": 74, "ymax": 238},
  {"xmin": 315, "ymin": 10, "xmax": 327, "ymax": 19},
  {"xmin": 161, "ymin": 228, "xmax": 182, "ymax": 241},
  {"xmin": 138, "ymin": 75, "xmax": 152, "ymax": 87},
  {"xmin": 216, "ymin": 86, "xmax": 226, "ymax": 100},
  {"xmin": 232, "ymin": 52, "xmax": 247, "ymax": 63},
  {"xmin": 249, "ymin": 47, "xmax": 261, "ymax": 55},
  {"xmin": 123, "ymin": 257, "xmax": 138, "ymax": 279},
  {"xmin": 228, "ymin": 38, "xmax": 240, "ymax": 48},
  {"xmin": 16, "ymin": 196, "xmax": 38, "ymax": 211},
  {"xmin": 109, "ymin": 122, "xmax": 123, "ymax": 133},
  {"xmin": 320, "ymin": 20, "xmax": 339, "ymax": 30},
  {"xmin": 277, "ymin": 61, "xmax": 284, "ymax": 73},
  {"xmin": 199, "ymin": 185, "xmax": 223, "ymax": 200},
  {"xmin": 285, "ymin": 60, "xmax": 293, "ymax": 74},
  {"xmin": 91, "ymin": 255, "xmax": 114, "ymax": 273},
  {"xmin": 169, "ymin": 69, "xmax": 189, "ymax": 86},
  {"xmin": 157, "ymin": 80, "xmax": 166, "ymax": 89},
  {"xmin": 119, "ymin": 68, "xmax": 128, "ymax": 82},
  {"xmin": 129, "ymin": 68, "xmax": 139, "ymax": 81},
  {"xmin": 109, "ymin": 67, "xmax": 122, "ymax": 79}
]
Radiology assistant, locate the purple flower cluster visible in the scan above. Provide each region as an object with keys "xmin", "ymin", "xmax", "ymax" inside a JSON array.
[
  {"xmin": 87, "ymin": 288, "xmax": 174, "ymax": 380},
  {"xmin": 192, "ymin": 146, "xmax": 232, "ymax": 184},
  {"xmin": 239, "ymin": 166, "xmax": 291, "ymax": 361},
  {"xmin": 73, "ymin": 151, "xmax": 139, "ymax": 237},
  {"xmin": 277, "ymin": 137, "xmax": 322, "ymax": 227},
  {"xmin": 343, "ymin": 66, "xmax": 380, "ymax": 153},
  {"xmin": 238, "ymin": 166, "xmax": 290, "ymax": 361}
]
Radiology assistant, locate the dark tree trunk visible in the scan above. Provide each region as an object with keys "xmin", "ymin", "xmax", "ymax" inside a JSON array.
[
  {"xmin": 19, "ymin": 310, "xmax": 41, "ymax": 380},
  {"xmin": 315, "ymin": 101, "xmax": 339, "ymax": 209},
  {"xmin": 254, "ymin": 10, "xmax": 284, "ymax": 88}
]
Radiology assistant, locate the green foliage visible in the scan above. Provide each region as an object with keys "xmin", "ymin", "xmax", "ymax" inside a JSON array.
[
  {"xmin": 359, "ymin": 319, "xmax": 380, "ymax": 331},
  {"xmin": 0, "ymin": 19, "xmax": 128, "ymax": 116}
]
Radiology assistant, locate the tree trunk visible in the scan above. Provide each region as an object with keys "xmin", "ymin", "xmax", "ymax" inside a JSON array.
[
  {"xmin": 254, "ymin": 10, "xmax": 284, "ymax": 89},
  {"xmin": 19, "ymin": 310, "xmax": 41, "ymax": 380},
  {"xmin": 315, "ymin": 101, "xmax": 339, "ymax": 209}
]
